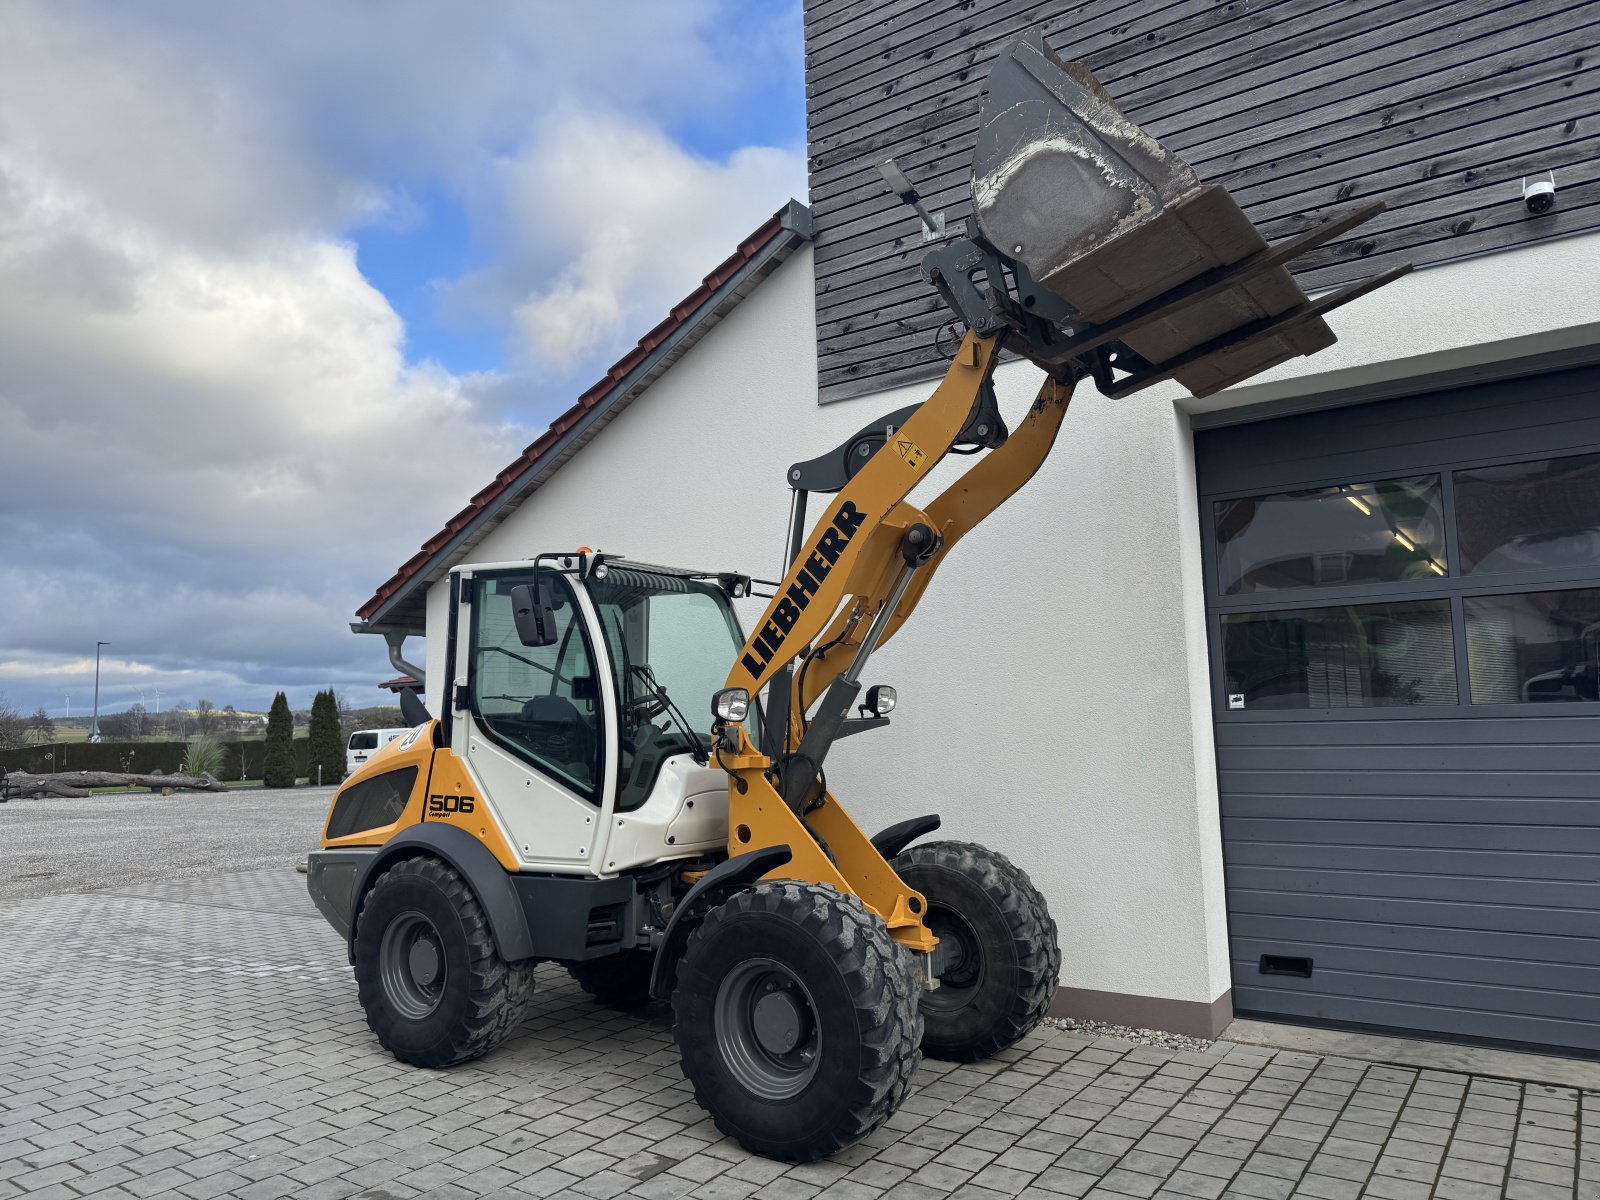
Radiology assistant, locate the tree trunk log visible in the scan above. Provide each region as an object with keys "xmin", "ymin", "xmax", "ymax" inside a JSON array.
[{"xmin": 1, "ymin": 770, "xmax": 228, "ymax": 799}]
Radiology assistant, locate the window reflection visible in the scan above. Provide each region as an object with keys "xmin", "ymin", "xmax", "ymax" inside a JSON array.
[
  {"xmin": 1222, "ymin": 601, "xmax": 1457, "ymax": 709},
  {"xmin": 1455, "ymin": 451, "xmax": 1600, "ymax": 575},
  {"xmin": 1215, "ymin": 475, "xmax": 1447, "ymax": 594},
  {"xmin": 1465, "ymin": 588, "xmax": 1600, "ymax": 703}
]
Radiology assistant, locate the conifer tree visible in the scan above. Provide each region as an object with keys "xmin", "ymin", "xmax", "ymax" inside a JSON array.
[
  {"xmin": 262, "ymin": 692, "xmax": 297, "ymax": 788},
  {"xmin": 307, "ymin": 690, "xmax": 345, "ymax": 785}
]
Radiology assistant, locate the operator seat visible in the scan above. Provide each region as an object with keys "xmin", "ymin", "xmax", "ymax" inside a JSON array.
[{"xmin": 515, "ymin": 695, "xmax": 595, "ymax": 772}]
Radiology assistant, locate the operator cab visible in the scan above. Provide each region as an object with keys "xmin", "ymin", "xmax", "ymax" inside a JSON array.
[{"xmin": 451, "ymin": 553, "xmax": 758, "ymax": 874}]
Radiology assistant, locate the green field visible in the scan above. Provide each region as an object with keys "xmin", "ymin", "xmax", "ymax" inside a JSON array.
[{"xmin": 50, "ymin": 724, "xmax": 307, "ymax": 744}]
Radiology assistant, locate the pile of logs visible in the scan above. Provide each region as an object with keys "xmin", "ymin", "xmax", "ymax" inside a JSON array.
[{"xmin": 0, "ymin": 770, "xmax": 229, "ymax": 799}]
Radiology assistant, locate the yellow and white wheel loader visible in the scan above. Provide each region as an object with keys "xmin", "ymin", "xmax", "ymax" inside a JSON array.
[{"xmin": 308, "ymin": 33, "xmax": 1404, "ymax": 1162}]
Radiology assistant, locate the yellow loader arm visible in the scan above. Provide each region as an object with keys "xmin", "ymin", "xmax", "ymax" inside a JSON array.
[
  {"xmin": 713, "ymin": 331, "xmax": 1072, "ymax": 951},
  {"xmin": 708, "ymin": 31, "xmax": 1408, "ymax": 951}
]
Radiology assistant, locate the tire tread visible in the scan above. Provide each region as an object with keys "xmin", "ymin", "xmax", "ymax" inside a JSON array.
[
  {"xmin": 894, "ymin": 839, "xmax": 1059, "ymax": 1061},
  {"xmin": 354, "ymin": 856, "xmax": 535, "ymax": 1068},
  {"xmin": 673, "ymin": 881, "xmax": 923, "ymax": 1160}
]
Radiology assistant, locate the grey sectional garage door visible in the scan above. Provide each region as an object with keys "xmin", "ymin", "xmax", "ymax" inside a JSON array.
[{"xmin": 1195, "ymin": 367, "xmax": 1600, "ymax": 1052}]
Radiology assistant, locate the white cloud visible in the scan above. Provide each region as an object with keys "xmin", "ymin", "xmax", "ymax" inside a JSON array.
[
  {"xmin": 0, "ymin": 159, "xmax": 520, "ymax": 710},
  {"xmin": 503, "ymin": 115, "xmax": 805, "ymax": 369},
  {"xmin": 0, "ymin": 1, "xmax": 804, "ymax": 714}
]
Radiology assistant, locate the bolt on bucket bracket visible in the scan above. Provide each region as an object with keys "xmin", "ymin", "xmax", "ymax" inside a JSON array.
[{"xmin": 921, "ymin": 32, "xmax": 1409, "ymax": 399}]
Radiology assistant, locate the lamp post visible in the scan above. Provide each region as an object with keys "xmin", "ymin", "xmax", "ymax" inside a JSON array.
[{"xmin": 88, "ymin": 641, "xmax": 109, "ymax": 744}]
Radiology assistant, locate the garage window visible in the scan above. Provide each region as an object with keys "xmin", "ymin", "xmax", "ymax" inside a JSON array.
[
  {"xmin": 1465, "ymin": 586, "xmax": 1600, "ymax": 703},
  {"xmin": 1455, "ymin": 451, "xmax": 1600, "ymax": 575},
  {"xmin": 1221, "ymin": 600, "xmax": 1456, "ymax": 709},
  {"xmin": 1214, "ymin": 474, "xmax": 1447, "ymax": 594}
]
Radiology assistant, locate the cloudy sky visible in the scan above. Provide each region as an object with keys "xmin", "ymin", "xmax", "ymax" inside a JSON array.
[{"xmin": 0, "ymin": 1, "xmax": 806, "ymax": 718}]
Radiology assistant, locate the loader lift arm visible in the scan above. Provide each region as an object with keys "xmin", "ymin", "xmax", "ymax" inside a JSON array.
[
  {"xmin": 728, "ymin": 330, "xmax": 1077, "ymax": 815},
  {"xmin": 711, "ymin": 229, "xmax": 1401, "ymax": 952},
  {"xmin": 709, "ymin": 328, "xmax": 1069, "ymax": 953},
  {"xmin": 710, "ymin": 35, "xmax": 1409, "ymax": 952},
  {"xmin": 706, "ymin": 29, "xmax": 1409, "ymax": 955}
]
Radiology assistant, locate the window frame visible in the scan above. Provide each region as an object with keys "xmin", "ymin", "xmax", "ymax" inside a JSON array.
[
  {"xmin": 465, "ymin": 568, "xmax": 607, "ymax": 803},
  {"xmin": 1200, "ymin": 437, "xmax": 1600, "ymax": 722}
]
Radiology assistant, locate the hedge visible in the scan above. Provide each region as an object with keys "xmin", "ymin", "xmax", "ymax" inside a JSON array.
[{"xmin": 0, "ymin": 739, "xmax": 313, "ymax": 780}]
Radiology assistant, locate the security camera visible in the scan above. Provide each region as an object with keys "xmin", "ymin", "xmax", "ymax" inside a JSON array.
[{"xmin": 1523, "ymin": 172, "xmax": 1556, "ymax": 215}]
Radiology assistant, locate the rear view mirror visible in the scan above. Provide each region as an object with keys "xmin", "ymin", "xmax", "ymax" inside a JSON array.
[{"xmin": 510, "ymin": 578, "xmax": 557, "ymax": 647}]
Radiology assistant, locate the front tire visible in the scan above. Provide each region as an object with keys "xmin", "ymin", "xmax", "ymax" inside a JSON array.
[
  {"xmin": 672, "ymin": 881, "xmax": 923, "ymax": 1161},
  {"xmin": 892, "ymin": 840, "xmax": 1059, "ymax": 1061},
  {"xmin": 353, "ymin": 857, "xmax": 535, "ymax": 1067}
]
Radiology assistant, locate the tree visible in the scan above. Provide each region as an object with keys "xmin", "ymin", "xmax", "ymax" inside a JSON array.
[
  {"xmin": 99, "ymin": 703, "xmax": 147, "ymax": 741},
  {"xmin": 194, "ymin": 699, "xmax": 218, "ymax": 735},
  {"xmin": 262, "ymin": 692, "xmax": 297, "ymax": 788},
  {"xmin": 98, "ymin": 709, "xmax": 132, "ymax": 740},
  {"xmin": 0, "ymin": 695, "xmax": 23, "ymax": 751},
  {"xmin": 28, "ymin": 707, "xmax": 56, "ymax": 745},
  {"xmin": 159, "ymin": 702, "xmax": 190, "ymax": 739},
  {"xmin": 307, "ymin": 689, "xmax": 345, "ymax": 786}
]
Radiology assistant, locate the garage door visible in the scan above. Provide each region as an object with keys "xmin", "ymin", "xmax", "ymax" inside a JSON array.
[{"xmin": 1195, "ymin": 366, "xmax": 1600, "ymax": 1052}]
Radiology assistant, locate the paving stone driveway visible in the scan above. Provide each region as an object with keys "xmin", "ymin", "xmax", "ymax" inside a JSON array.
[{"xmin": 1, "ymin": 867, "xmax": 1596, "ymax": 1200}]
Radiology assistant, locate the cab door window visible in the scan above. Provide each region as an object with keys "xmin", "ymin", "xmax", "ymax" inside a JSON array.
[{"xmin": 469, "ymin": 573, "xmax": 602, "ymax": 801}]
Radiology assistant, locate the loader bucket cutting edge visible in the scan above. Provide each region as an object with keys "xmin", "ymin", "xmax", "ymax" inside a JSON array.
[{"xmin": 967, "ymin": 33, "xmax": 1398, "ymax": 398}]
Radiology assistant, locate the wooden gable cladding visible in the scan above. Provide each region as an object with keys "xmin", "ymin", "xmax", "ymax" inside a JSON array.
[{"xmin": 805, "ymin": 0, "xmax": 1600, "ymax": 402}]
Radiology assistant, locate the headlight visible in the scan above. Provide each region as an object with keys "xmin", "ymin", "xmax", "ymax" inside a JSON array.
[
  {"xmin": 864, "ymin": 684, "xmax": 897, "ymax": 716},
  {"xmin": 712, "ymin": 687, "xmax": 750, "ymax": 722}
]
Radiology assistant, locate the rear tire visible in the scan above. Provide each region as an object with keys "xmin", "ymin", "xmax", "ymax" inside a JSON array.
[
  {"xmin": 353, "ymin": 857, "xmax": 536, "ymax": 1068},
  {"xmin": 892, "ymin": 840, "xmax": 1059, "ymax": 1062},
  {"xmin": 568, "ymin": 950, "xmax": 656, "ymax": 1008},
  {"xmin": 672, "ymin": 881, "xmax": 923, "ymax": 1162}
]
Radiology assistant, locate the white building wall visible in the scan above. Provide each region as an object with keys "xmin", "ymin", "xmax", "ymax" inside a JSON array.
[{"xmin": 420, "ymin": 229, "xmax": 1600, "ymax": 1026}]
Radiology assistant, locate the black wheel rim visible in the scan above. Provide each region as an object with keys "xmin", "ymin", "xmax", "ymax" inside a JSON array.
[
  {"xmin": 925, "ymin": 905, "xmax": 985, "ymax": 1013},
  {"xmin": 379, "ymin": 909, "xmax": 447, "ymax": 1020},
  {"xmin": 713, "ymin": 957, "xmax": 821, "ymax": 1100}
]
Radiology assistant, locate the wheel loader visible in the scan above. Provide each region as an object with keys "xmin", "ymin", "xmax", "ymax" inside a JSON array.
[{"xmin": 308, "ymin": 32, "xmax": 1405, "ymax": 1162}]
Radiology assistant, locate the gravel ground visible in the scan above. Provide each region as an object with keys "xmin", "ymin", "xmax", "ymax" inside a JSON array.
[
  {"xmin": 1043, "ymin": 1014, "xmax": 1216, "ymax": 1054},
  {"xmin": 0, "ymin": 785, "xmax": 334, "ymax": 904}
]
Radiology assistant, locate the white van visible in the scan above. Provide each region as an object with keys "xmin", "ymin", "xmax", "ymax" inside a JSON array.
[{"xmin": 346, "ymin": 728, "xmax": 409, "ymax": 775}]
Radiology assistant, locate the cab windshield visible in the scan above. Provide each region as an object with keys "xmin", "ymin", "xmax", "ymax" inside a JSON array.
[{"xmin": 588, "ymin": 566, "xmax": 756, "ymax": 811}]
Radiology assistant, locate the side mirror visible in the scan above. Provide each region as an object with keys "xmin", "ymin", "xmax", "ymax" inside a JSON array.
[{"xmin": 510, "ymin": 577, "xmax": 558, "ymax": 647}]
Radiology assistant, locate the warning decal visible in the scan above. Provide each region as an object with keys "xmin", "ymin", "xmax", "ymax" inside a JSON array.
[{"xmin": 894, "ymin": 437, "xmax": 925, "ymax": 470}]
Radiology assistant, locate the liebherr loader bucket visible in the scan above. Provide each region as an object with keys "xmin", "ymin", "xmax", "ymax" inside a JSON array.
[{"xmin": 959, "ymin": 34, "xmax": 1405, "ymax": 398}]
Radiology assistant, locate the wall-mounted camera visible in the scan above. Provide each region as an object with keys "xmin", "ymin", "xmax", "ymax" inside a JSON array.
[{"xmin": 1522, "ymin": 171, "xmax": 1556, "ymax": 215}]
